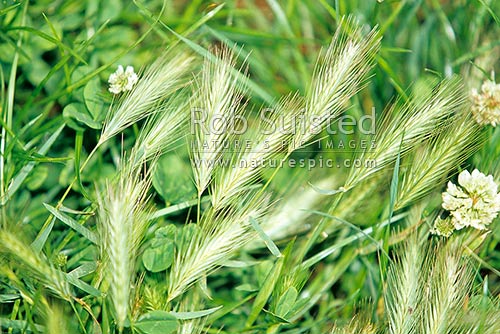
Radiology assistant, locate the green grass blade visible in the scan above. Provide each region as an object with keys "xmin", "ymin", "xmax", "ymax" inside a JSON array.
[
  {"xmin": 478, "ymin": 0, "xmax": 500, "ymax": 26},
  {"xmin": 64, "ymin": 272, "xmax": 102, "ymax": 297},
  {"xmin": 31, "ymin": 216, "xmax": 56, "ymax": 253},
  {"xmin": 159, "ymin": 22, "xmax": 276, "ymax": 105},
  {"xmin": 68, "ymin": 262, "xmax": 98, "ymax": 278},
  {"xmin": 5, "ymin": 27, "xmax": 86, "ymax": 64},
  {"xmin": 245, "ymin": 242, "xmax": 292, "ymax": 327},
  {"xmin": 250, "ymin": 217, "xmax": 282, "ymax": 257},
  {"xmin": 74, "ymin": 130, "xmax": 91, "ymax": 199},
  {"xmin": 150, "ymin": 197, "xmax": 209, "ymax": 219},
  {"xmin": 301, "ymin": 213, "xmax": 406, "ymax": 269},
  {"xmin": 0, "ymin": 319, "xmax": 44, "ymax": 333},
  {"xmin": 168, "ymin": 306, "xmax": 223, "ymax": 320},
  {"xmin": 43, "ymin": 203, "xmax": 98, "ymax": 244},
  {"xmin": 2, "ymin": 124, "xmax": 65, "ymax": 205}
]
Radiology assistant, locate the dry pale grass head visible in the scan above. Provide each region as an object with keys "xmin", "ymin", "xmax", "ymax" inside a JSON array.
[
  {"xmin": 190, "ymin": 48, "xmax": 246, "ymax": 196},
  {"xmin": 345, "ymin": 77, "xmax": 467, "ymax": 190},
  {"xmin": 96, "ymin": 160, "xmax": 152, "ymax": 330},
  {"xmin": 168, "ymin": 192, "xmax": 270, "ymax": 301},
  {"xmin": 131, "ymin": 91, "xmax": 190, "ymax": 167},
  {"xmin": 45, "ymin": 303, "xmax": 69, "ymax": 334},
  {"xmin": 330, "ymin": 316, "xmax": 377, "ymax": 334},
  {"xmin": 385, "ymin": 235, "xmax": 423, "ymax": 334},
  {"xmin": 395, "ymin": 113, "xmax": 482, "ymax": 210},
  {"xmin": 99, "ymin": 50, "xmax": 194, "ymax": 146},
  {"xmin": 385, "ymin": 234, "xmax": 476, "ymax": 334},
  {"xmin": 294, "ymin": 17, "xmax": 380, "ymax": 150},
  {"xmin": 421, "ymin": 243, "xmax": 473, "ymax": 334},
  {"xmin": 209, "ymin": 93, "xmax": 303, "ymax": 210},
  {"xmin": 210, "ymin": 18, "xmax": 380, "ymax": 210},
  {"xmin": 0, "ymin": 230, "xmax": 72, "ymax": 301}
]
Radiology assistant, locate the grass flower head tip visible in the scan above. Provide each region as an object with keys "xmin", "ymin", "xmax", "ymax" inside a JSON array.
[
  {"xmin": 108, "ymin": 65, "xmax": 139, "ymax": 94},
  {"xmin": 471, "ymin": 79, "xmax": 500, "ymax": 126},
  {"xmin": 441, "ymin": 169, "xmax": 500, "ymax": 231}
]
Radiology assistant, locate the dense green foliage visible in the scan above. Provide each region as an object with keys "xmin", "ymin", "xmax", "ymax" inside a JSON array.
[{"xmin": 0, "ymin": 1, "xmax": 499, "ymax": 333}]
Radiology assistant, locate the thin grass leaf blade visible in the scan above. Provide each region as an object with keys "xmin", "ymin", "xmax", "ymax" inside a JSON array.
[
  {"xmin": 168, "ymin": 306, "xmax": 223, "ymax": 320},
  {"xmin": 250, "ymin": 217, "xmax": 282, "ymax": 257},
  {"xmin": 43, "ymin": 203, "xmax": 98, "ymax": 244},
  {"xmin": 3, "ymin": 124, "xmax": 65, "ymax": 205},
  {"xmin": 245, "ymin": 242, "xmax": 293, "ymax": 327}
]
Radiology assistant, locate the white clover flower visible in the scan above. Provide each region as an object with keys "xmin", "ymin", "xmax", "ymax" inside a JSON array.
[
  {"xmin": 442, "ymin": 169, "xmax": 500, "ymax": 231},
  {"xmin": 471, "ymin": 80, "xmax": 500, "ymax": 126},
  {"xmin": 108, "ymin": 65, "xmax": 138, "ymax": 94}
]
